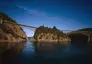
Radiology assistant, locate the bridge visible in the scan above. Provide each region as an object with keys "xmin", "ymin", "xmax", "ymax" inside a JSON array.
[
  {"xmin": 0, "ymin": 19, "xmax": 75, "ymax": 32},
  {"xmin": 0, "ymin": 19, "xmax": 92, "ymax": 42}
]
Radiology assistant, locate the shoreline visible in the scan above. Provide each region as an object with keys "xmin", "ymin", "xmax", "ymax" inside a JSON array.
[
  {"xmin": 30, "ymin": 40, "xmax": 70, "ymax": 44},
  {"xmin": 0, "ymin": 39, "xmax": 27, "ymax": 43},
  {"xmin": 30, "ymin": 37, "xmax": 70, "ymax": 44}
]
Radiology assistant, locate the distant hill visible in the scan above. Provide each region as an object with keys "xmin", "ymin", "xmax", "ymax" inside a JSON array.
[
  {"xmin": 68, "ymin": 28, "xmax": 92, "ymax": 43},
  {"xmin": 77, "ymin": 28, "xmax": 92, "ymax": 31}
]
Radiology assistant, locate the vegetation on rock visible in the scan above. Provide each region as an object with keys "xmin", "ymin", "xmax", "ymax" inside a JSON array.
[
  {"xmin": 34, "ymin": 25, "xmax": 67, "ymax": 41},
  {"xmin": 68, "ymin": 28, "xmax": 92, "ymax": 43},
  {"xmin": 0, "ymin": 12, "xmax": 27, "ymax": 42},
  {"xmin": 78, "ymin": 28, "xmax": 92, "ymax": 31},
  {"xmin": 0, "ymin": 12, "xmax": 17, "ymax": 24}
]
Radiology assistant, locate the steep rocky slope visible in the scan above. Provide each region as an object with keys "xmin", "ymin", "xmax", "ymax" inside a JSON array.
[
  {"xmin": 0, "ymin": 12, "xmax": 27, "ymax": 42},
  {"xmin": 32, "ymin": 26, "xmax": 69, "ymax": 42}
]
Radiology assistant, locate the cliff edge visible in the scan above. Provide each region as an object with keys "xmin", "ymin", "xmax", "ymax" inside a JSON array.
[
  {"xmin": 32, "ymin": 25, "xmax": 69, "ymax": 42},
  {"xmin": 0, "ymin": 12, "xmax": 27, "ymax": 42}
]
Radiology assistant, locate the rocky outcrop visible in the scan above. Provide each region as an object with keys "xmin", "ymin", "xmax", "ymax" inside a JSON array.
[
  {"xmin": 36, "ymin": 33, "xmax": 69, "ymax": 42},
  {"xmin": 68, "ymin": 33, "xmax": 88, "ymax": 44},
  {"xmin": 68, "ymin": 28, "xmax": 92, "ymax": 43},
  {"xmin": 0, "ymin": 12, "xmax": 27, "ymax": 42},
  {"xmin": 36, "ymin": 33, "xmax": 58, "ymax": 42},
  {"xmin": 32, "ymin": 26, "xmax": 69, "ymax": 42},
  {"xmin": 30, "ymin": 37, "xmax": 36, "ymax": 41}
]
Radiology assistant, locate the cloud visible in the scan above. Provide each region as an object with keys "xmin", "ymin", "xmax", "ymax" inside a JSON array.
[
  {"xmin": 16, "ymin": 5, "xmax": 83, "ymax": 30},
  {"xmin": 16, "ymin": 5, "xmax": 60, "ymax": 23},
  {"xmin": 16, "ymin": 5, "xmax": 47, "ymax": 16},
  {"xmin": 16, "ymin": 5, "xmax": 29, "ymax": 10}
]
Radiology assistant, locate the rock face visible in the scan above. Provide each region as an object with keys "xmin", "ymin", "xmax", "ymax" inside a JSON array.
[
  {"xmin": 36, "ymin": 33, "xmax": 58, "ymax": 42},
  {"xmin": 68, "ymin": 33, "xmax": 88, "ymax": 44},
  {"xmin": 78, "ymin": 28, "xmax": 92, "ymax": 43},
  {"xmin": 68, "ymin": 28, "xmax": 92, "ymax": 43},
  {"xmin": 36, "ymin": 33, "xmax": 68, "ymax": 42},
  {"xmin": 0, "ymin": 12, "xmax": 27, "ymax": 42},
  {"xmin": 33, "ymin": 25, "xmax": 69, "ymax": 42}
]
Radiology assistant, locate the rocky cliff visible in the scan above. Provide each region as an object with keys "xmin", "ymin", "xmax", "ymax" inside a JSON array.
[
  {"xmin": 0, "ymin": 12, "xmax": 27, "ymax": 42},
  {"xmin": 68, "ymin": 28, "xmax": 92, "ymax": 43},
  {"xmin": 32, "ymin": 25, "xmax": 69, "ymax": 42}
]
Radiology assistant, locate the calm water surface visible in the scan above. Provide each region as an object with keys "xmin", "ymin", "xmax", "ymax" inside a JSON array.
[{"xmin": 0, "ymin": 39, "xmax": 92, "ymax": 64}]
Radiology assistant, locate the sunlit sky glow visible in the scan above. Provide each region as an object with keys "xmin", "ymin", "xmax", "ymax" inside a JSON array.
[{"xmin": 0, "ymin": 0, "xmax": 92, "ymax": 37}]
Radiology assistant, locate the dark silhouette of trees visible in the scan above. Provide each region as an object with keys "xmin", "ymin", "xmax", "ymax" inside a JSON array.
[
  {"xmin": 68, "ymin": 28, "xmax": 92, "ymax": 44},
  {"xmin": 78, "ymin": 28, "xmax": 92, "ymax": 31},
  {"xmin": 0, "ymin": 12, "xmax": 17, "ymax": 23}
]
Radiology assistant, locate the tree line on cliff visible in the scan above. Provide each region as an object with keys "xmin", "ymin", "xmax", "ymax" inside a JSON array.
[
  {"xmin": 0, "ymin": 12, "xmax": 27, "ymax": 42},
  {"xmin": 0, "ymin": 12, "xmax": 17, "ymax": 24}
]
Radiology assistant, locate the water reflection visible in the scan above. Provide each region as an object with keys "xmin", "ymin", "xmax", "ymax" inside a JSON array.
[
  {"xmin": 37, "ymin": 43, "xmax": 57, "ymax": 52},
  {"xmin": 22, "ymin": 40, "xmax": 36, "ymax": 58},
  {"xmin": 0, "ymin": 42, "xmax": 26, "ymax": 64},
  {"xmin": 35, "ymin": 42, "xmax": 87, "ymax": 58},
  {"xmin": 0, "ymin": 40, "xmax": 92, "ymax": 64}
]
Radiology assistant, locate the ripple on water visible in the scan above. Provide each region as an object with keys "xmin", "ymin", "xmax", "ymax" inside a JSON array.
[{"xmin": 22, "ymin": 41, "xmax": 36, "ymax": 58}]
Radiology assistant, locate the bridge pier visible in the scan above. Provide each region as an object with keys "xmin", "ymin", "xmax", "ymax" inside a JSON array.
[{"xmin": 88, "ymin": 35, "xmax": 92, "ymax": 43}]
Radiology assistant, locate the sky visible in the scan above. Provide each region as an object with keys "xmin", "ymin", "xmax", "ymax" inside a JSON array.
[{"xmin": 0, "ymin": 0, "xmax": 92, "ymax": 37}]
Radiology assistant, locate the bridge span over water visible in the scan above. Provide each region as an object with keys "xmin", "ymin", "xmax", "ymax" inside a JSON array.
[
  {"xmin": 0, "ymin": 19, "xmax": 76, "ymax": 33},
  {"xmin": 0, "ymin": 19, "xmax": 92, "ymax": 42}
]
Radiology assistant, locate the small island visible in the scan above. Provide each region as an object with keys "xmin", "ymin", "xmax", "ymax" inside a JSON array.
[{"xmin": 31, "ymin": 25, "xmax": 69, "ymax": 43}]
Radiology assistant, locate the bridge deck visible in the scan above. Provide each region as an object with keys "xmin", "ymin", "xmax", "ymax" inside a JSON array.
[{"xmin": 3, "ymin": 21, "xmax": 92, "ymax": 33}]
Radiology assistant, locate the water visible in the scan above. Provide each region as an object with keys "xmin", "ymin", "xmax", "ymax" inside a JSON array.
[{"xmin": 0, "ymin": 39, "xmax": 92, "ymax": 64}]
